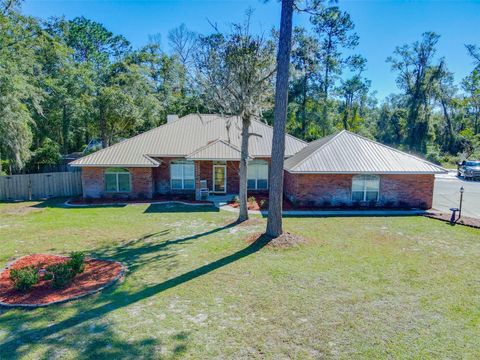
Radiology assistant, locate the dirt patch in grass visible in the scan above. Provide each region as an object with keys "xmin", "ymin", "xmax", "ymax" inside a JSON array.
[
  {"xmin": 0, "ymin": 254, "xmax": 124, "ymax": 307},
  {"xmin": 246, "ymin": 232, "xmax": 308, "ymax": 248},
  {"xmin": 0, "ymin": 204, "xmax": 44, "ymax": 216}
]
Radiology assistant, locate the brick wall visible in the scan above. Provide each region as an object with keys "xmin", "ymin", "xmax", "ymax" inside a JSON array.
[
  {"xmin": 152, "ymin": 157, "xmax": 270, "ymax": 195},
  {"xmin": 379, "ymin": 174, "xmax": 434, "ymax": 209},
  {"xmin": 284, "ymin": 173, "xmax": 353, "ymax": 207},
  {"xmin": 81, "ymin": 167, "xmax": 153, "ymax": 199},
  {"xmin": 284, "ymin": 172, "xmax": 434, "ymax": 209}
]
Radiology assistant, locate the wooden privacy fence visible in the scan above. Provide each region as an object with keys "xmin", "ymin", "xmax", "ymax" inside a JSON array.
[{"xmin": 0, "ymin": 172, "xmax": 82, "ymax": 201}]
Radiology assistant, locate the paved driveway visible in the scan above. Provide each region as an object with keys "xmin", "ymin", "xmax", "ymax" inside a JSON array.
[{"xmin": 433, "ymin": 172, "xmax": 480, "ymax": 219}]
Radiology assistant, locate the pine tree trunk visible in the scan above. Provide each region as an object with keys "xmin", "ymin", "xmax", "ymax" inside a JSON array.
[
  {"xmin": 238, "ymin": 116, "xmax": 250, "ymax": 222},
  {"xmin": 266, "ymin": 0, "xmax": 294, "ymax": 237},
  {"xmin": 99, "ymin": 104, "xmax": 108, "ymax": 148},
  {"xmin": 301, "ymin": 75, "xmax": 307, "ymax": 138}
]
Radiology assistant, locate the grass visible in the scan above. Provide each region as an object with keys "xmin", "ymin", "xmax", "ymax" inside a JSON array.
[{"xmin": 0, "ymin": 199, "xmax": 479, "ymax": 359}]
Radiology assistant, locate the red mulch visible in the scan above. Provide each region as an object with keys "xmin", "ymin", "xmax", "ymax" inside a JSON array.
[
  {"xmin": 424, "ymin": 212, "xmax": 480, "ymax": 229},
  {"xmin": 229, "ymin": 195, "xmax": 426, "ymax": 211},
  {"xmin": 0, "ymin": 254, "xmax": 123, "ymax": 306},
  {"xmin": 69, "ymin": 194, "xmax": 211, "ymax": 205},
  {"xmin": 229, "ymin": 194, "xmax": 295, "ymax": 211}
]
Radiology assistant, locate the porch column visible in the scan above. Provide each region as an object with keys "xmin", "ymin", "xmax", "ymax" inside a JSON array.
[{"xmin": 194, "ymin": 161, "xmax": 201, "ymax": 200}]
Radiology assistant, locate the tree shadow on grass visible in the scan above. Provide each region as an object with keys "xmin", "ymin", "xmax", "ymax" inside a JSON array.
[
  {"xmin": 1, "ymin": 308, "xmax": 191, "ymax": 360},
  {"xmin": 31, "ymin": 198, "xmax": 127, "ymax": 209},
  {"xmin": 0, "ymin": 226, "xmax": 269, "ymax": 358},
  {"xmin": 91, "ymin": 218, "xmax": 240, "ymax": 273},
  {"xmin": 144, "ymin": 203, "xmax": 219, "ymax": 213},
  {"xmin": 29, "ymin": 199, "xmax": 219, "ymax": 212}
]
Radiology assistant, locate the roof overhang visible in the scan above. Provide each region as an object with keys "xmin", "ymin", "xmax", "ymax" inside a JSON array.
[
  {"xmin": 70, "ymin": 163, "xmax": 159, "ymax": 168},
  {"xmin": 284, "ymin": 169, "xmax": 448, "ymax": 175},
  {"xmin": 70, "ymin": 154, "xmax": 161, "ymax": 168}
]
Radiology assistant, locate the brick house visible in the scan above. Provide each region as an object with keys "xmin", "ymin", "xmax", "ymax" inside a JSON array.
[
  {"xmin": 71, "ymin": 114, "xmax": 305, "ymax": 200},
  {"xmin": 283, "ymin": 130, "xmax": 445, "ymax": 209},
  {"xmin": 71, "ymin": 114, "xmax": 446, "ymax": 209}
]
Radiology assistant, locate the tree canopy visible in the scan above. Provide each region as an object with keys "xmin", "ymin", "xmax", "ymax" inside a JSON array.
[{"xmin": 1, "ymin": 0, "xmax": 479, "ymax": 174}]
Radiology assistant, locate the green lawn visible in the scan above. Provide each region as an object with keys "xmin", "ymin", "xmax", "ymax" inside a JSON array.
[{"xmin": 0, "ymin": 200, "xmax": 479, "ymax": 359}]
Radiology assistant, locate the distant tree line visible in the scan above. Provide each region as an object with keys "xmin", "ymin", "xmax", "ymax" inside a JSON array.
[{"xmin": 1, "ymin": 0, "xmax": 479, "ymax": 174}]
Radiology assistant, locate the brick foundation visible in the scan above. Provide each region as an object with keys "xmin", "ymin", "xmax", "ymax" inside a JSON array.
[{"xmin": 284, "ymin": 172, "xmax": 434, "ymax": 209}]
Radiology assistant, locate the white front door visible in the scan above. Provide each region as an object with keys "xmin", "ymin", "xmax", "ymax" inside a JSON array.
[{"xmin": 213, "ymin": 165, "xmax": 227, "ymax": 193}]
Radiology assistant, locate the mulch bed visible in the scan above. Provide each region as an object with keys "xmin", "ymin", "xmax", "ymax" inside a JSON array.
[
  {"xmin": 0, "ymin": 254, "xmax": 124, "ymax": 307},
  {"xmin": 424, "ymin": 212, "xmax": 480, "ymax": 229},
  {"xmin": 228, "ymin": 195, "xmax": 417, "ymax": 211},
  {"xmin": 246, "ymin": 232, "xmax": 308, "ymax": 248},
  {"xmin": 69, "ymin": 194, "xmax": 212, "ymax": 206}
]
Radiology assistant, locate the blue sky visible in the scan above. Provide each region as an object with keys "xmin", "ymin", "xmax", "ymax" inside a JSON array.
[{"xmin": 22, "ymin": 0, "xmax": 480, "ymax": 100}]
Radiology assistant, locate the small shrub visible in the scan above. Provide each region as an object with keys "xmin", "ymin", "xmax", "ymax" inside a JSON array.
[
  {"xmin": 43, "ymin": 272, "xmax": 54, "ymax": 281},
  {"xmin": 352, "ymin": 201, "xmax": 361, "ymax": 208},
  {"xmin": 247, "ymin": 196, "xmax": 257, "ymax": 204},
  {"xmin": 67, "ymin": 252, "xmax": 85, "ymax": 274},
  {"xmin": 10, "ymin": 266, "xmax": 39, "ymax": 291},
  {"xmin": 384, "ymin": 200, "xmax": 395, "ymax": 208},
  {"xmin": 259, "ymin": 199, "xmax": 268, "ymax": 209},
  {"xmin": 232, "ymin": 195, "xmax": 240, "ymax": 205},
  {"xmin": 419, "ymin": 201, "xmax": 428, "ymax": 210},
  {"xmin": 47, "ymin": 263, "xmax": 75, "ymax": 289}
]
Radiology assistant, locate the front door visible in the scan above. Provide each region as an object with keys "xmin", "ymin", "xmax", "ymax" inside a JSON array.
[{"xmin": 213, "ymin": 165, "xmax": 227, "ymax": 193}]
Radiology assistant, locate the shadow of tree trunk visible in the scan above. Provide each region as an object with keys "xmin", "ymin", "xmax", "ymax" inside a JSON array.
[{"xmin": 0, "ymin": 233, "xmax": 270, "ymax": 356}]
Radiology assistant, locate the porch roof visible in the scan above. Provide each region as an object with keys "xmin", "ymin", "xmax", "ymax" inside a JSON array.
[{"xmin": 185, "ymin": 139, "xmax": 252, "ymax": 161}]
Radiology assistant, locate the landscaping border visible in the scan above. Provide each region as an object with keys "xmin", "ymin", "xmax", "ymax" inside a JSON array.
[
  {"xmin": 423, "ymin": 213, "xmax": 480, "ymax": 229},
  {"xmin": 64, "ymin": 199, "xmax": 214, "ymax": 208},
  {"xmin": 0, "ymin": 254, "xmax": 126, "ymax": 308}
]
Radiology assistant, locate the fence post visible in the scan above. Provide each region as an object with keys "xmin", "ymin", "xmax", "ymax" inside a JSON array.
[{"xmin": 28, "ymin": 176, "xmax": 32, "ymax": 201}]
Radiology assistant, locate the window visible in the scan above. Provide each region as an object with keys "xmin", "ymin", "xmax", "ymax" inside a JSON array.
[
  {"xmin": 105, "ymin": 168, "xmax": 131, "ymax": 192},
  {"xmin": 247, "ymin": 160, "xmax": 269, "ymax": 190},
  {"xmin": 171, "ymin": 160, "xmax": 195, "ymax": 190},
  {"xmin": 352, "ymin": 175, "xmax": 380, "ymax": 202}
]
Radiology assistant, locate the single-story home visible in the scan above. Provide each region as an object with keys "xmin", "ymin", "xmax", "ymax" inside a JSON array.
[{"xmin": 71, "ymin": 113, "xmax": 446, "ymax": 209}]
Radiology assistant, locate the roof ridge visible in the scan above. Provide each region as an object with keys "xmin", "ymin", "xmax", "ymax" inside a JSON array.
[
  {"xmin": 186, "ymin": 138, "xmax": 242, "ymax": 158},
  {"xmin": 250, "ymin": 118, "xmax": 308, "ymax": 145},
  {"xmin": 343, "ymin": 130, "xmax": 447, "ymax": 172},
  {"xmin": 290, "ymin": 130, "xmax": 345, "ymax": 171},
  {"xmin": 71, "ymin": 115, "xmax": 187, "ymax": 165}
]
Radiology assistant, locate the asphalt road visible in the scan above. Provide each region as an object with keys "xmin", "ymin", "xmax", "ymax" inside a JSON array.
[{"xmin": 433, "ymin": 173, "xmax": 480, "ymax": 219}]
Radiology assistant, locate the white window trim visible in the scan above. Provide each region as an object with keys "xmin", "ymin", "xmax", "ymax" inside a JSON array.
[
  {"xmin": 351, "ymin": 175, "xmax": 380, "ymax": 202},
  {"xmin": 170, "ymin": 161, "xmax": 195, "ymax": 190},
  {"xmin": 104, "ymin": 169, "xmax": 131, "ymax": 193},
  {"xmin": 247, "ymin": 161, "xmax": 269, "ymax": 190}
]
